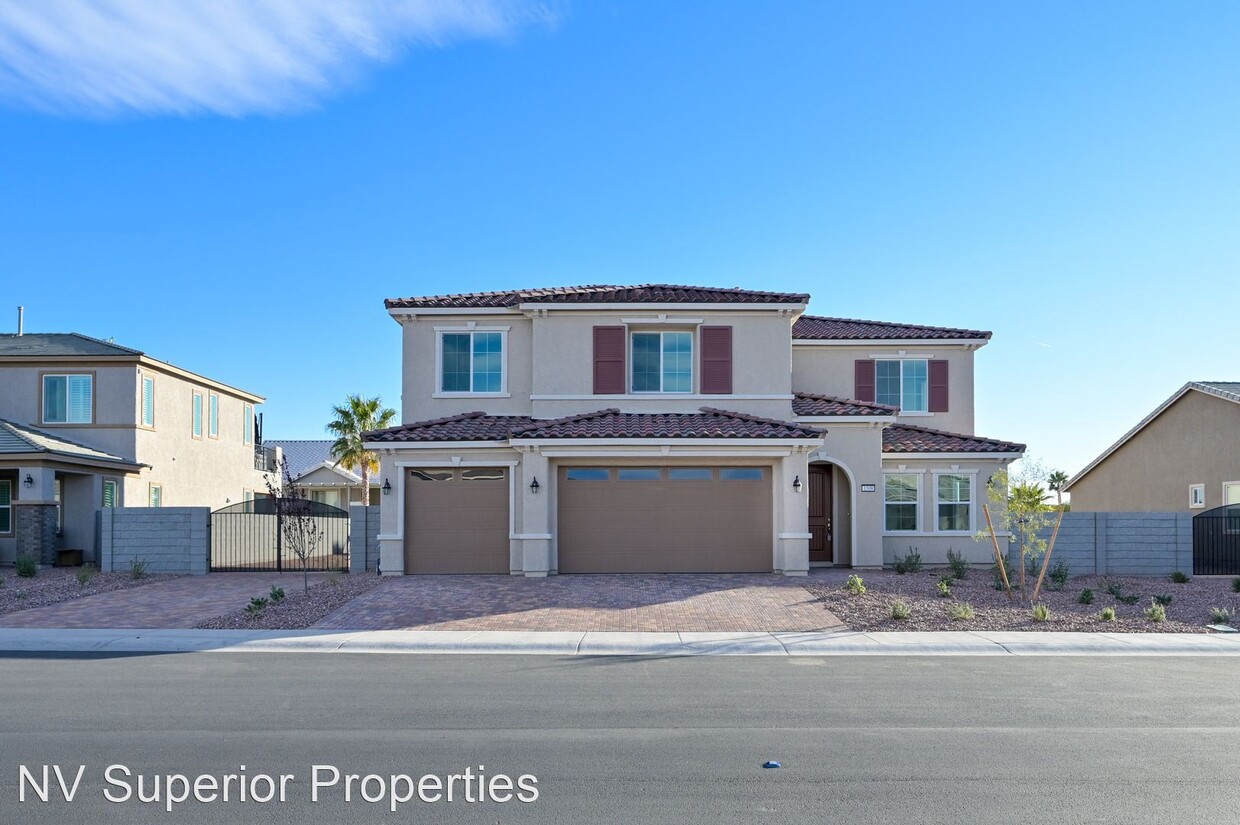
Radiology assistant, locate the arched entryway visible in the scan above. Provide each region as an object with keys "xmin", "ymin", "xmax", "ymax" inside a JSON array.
[{"xmin": 808, "ymin": 459, "xmax": 854, "ymax": 566}]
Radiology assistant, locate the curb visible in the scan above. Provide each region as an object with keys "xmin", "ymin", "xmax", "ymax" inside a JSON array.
[{"xmin": 3, "ymin": 628, "xmax": 1240, "ymax": 656}]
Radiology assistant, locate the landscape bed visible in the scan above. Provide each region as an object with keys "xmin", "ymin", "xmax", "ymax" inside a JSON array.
[
  {"xmin": 806, "ymin": 568, "xmax": 1240, "ymax": 633},
  {"xmin": 195, "ymin": 572, "xmax": 381, "ymax": 629},
  {"xmin": 0, "ymin": 566, "xmax": 177, "ymax": 618}
]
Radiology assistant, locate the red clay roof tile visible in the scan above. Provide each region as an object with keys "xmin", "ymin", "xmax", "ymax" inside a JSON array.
[{"xmin": 793, "ymin": 315, "xmax": 991, "ymax": 341}]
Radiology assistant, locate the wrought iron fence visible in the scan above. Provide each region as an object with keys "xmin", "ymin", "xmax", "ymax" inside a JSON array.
[
  {"xmin": 1192, "ymin": 504, "xmax": 1240, "ymax": 575},
  {"xmin": 210, "ymin": 497, "xmax": 350, "ymax": 573}
]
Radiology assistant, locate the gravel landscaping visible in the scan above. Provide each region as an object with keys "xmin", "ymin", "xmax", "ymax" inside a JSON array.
[
  {"xmin": 806, "ymin": 568, "xmax": 1240, "ymax": 633},
  {"xmin": 195, "ymin": 572, "xmax": 381, "ymax": 629},
  {"xmin": 0, "ymin": 566, "xmax": 178, "ymax": 617}
]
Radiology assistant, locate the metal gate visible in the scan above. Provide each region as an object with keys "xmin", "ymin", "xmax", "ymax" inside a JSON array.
[
  {"xmin": 1192, "ymin": 504, "xmax": 1240, "ymax": 575},
  {"xmin": 210, "ymin": 498, "xmax": 350, "ymax": 573}
]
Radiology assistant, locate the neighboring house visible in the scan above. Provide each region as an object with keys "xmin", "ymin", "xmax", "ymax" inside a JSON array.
[
  {"xmin": 266, "ymin": 439, "xmax": 381, "ymax": 508},
  {"xmin": 1064, "ymin": 381, "xmax": 1240, "ymax": 512},
  {"xmin": 364, "ymin": 284, "xmax": 1024, "ymax": 576},
  {"xmin": 0, "ymin": 332, "xmax": 277, "ymax": 566}
]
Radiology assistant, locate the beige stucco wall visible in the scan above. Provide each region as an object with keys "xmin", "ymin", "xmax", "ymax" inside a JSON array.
[
  {"xmin": 1068, "ymin": 390, "xmax": 1240, "ymax": 512},
  {"xmin": 0, "ymin": 362, "xmax": 141, "ymax": 459},
  {"xmin": 808, "ymin": 424, "xmax": 886, "ymax": 567},
  {"xmin": 792, "ymin": 343, "xmax": 978, "ymax": 434}
]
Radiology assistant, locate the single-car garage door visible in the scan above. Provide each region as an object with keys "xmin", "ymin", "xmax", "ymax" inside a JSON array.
[
  {"xmin": 404, "ymin": 468, "xmax": 509, "ymax": 574},
  {"xmin": 557, "ymin": 466, "xmax": 772, "ymax": 573}
]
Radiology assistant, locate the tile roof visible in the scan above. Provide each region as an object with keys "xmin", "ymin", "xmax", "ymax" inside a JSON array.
[
  {"xmin": 0, "ymin": 332, "xmax": 143, "ymax": 357},
  {"xmin": 511, "ymin": 408, "xmax": 825, "ymax": 440},
  {"xmin": 265, "ymin": 439, "xmax": 362, "ymax": 483},
  {"xmin": 0, "ymin": 419, "xmax": 141, "ymax": 466},
  {"xmin": 1194, "ymin": 381, "xmax": 1240, "ymax": 403},
  {"xmin": 793, "ymin": 315, "xmax": 992, "ymax": 341},
  {"xmin": 385, "ymin": 284, "xmax": 810, "ymax": 309},
  {"xmin": 883, "ymin": 424, "xmax": 1025, "ymax": 454},
  {"xmin": 793, "ymin": 393, "xmax": 898, "ymax": 417},
  {"xmin": 365, "ymin": 412, "xmax": 536, "ymax": 443}
]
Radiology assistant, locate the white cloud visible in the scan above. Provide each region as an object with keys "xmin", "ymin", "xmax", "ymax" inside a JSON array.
[{"xmin": 0, "ymin": 0, "xmax": 555, "ymax": 116}]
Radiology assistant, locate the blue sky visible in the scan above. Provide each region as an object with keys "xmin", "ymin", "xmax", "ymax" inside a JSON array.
[{"xmin": 1, "ymin": 0, "xmax": 1236, "ymax": 479}]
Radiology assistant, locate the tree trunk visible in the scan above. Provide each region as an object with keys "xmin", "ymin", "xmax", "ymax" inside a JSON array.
[
  {"xmin": 361, "ymin": 463, "xmax": 370, "ymax": 506},
  {"xmin": 303, "ymin": 558, "xmax": 309, "ymax": 594}
]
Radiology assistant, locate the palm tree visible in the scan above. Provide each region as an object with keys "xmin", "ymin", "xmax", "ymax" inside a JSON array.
[
  {"xmin": 1047, "ymin": 470, "xmax": 1069, "ymax": 507},
  {"xmin": 326, "ymin": 395, "xmax": 396, "ymax": 506}
]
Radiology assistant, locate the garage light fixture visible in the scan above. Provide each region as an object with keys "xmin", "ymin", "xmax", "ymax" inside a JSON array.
[
  {"xmin": 530, "ymin": 477, "xmax": 540, "ymax": 494},
  {"xmin": 23, "ymin": 474, "xmax": 33, "ymax": 489},
  {"xmin": 382, "ymin": 479, "xmax": 391, "ymax": 496},
  {"xmin": 792, "ymin": 475, "xmax": 803, "ymax": 494}
]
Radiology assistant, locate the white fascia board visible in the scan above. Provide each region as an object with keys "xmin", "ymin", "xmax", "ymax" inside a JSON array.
[
  {"xmin": 797, "ymin": 416, "xmax": 893, "ymax": 424},
  {"xmin": 514, "ymin": 438, "xmax": 820, "ymax": 447},
  {"xmin": 792, "ymin": 339, "xmax": 987, "ymax": 349},
  {"xmin": 536, "ymin": 447, "xmax": 798, "ymax": 458},
  {"xmin": 530, "ymin": 393, "xmax": 794, "ymax": 401},
  {"xmin": 387, "ymin": 307, "xmax": 520, "ymax": 319},
  {"xmin": 365, "ymin": 440, "xmax": 512, "ymax": 451},
  {"xmin": 520, "ymin": 302, "xmax": 807, "ymax": 313},
  {"xmin": 882, "ymin": 452, "xmax": 1024, "ymax": 461}
]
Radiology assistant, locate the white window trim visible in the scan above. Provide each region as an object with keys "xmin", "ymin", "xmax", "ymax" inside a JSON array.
[
  {"xmin": 882, "ymin": 470, "xmax": 922, "ymax": 534},
  {"xmin": 140, "ymin": 372, "xmax": 156, "ymax": 429},
  {"xmin": 1189, "ymin": 483, "xmax": 1206, "ymax": 509},
  {"xmin": 630, "ymin": 329, "xmax": 695, "ymax": 394},
  {"xmin": 931, "ymin": 469, "xmax": 978, "ymax": 534},
  {"xmin": 433, "ymin": 326, "xmax": 510, "ymax": 397},
  {"xmin": 874, "ymin": 357, "xmax": 930, "ymax": 414},
  {"xmin": 42, "ymin": 373, "xmax": 94, "ymax": 425},
  {"xmin": 1224, "ymin": 481, "xmax": 1240, "ymax": 507},
  {"xmin": 243, "ymin": 403, "xmax": 254, "ymax": 445}
]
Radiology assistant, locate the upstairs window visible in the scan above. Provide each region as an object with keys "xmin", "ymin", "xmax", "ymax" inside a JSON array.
[
  {"xmin": 141, "ymin": 375, "xmax": 155, "ymax": 427},
  {"xmin": 43, "ymin": 374, "xmax": 93, "ymax": 424},
  {"xmin": 208, "ymin": 393, "xmax": 220, "ymax": 438},
  {"xmin": 876, "ymin": 359, "xmax": 928, "ymax": 412},
  {"xmin": 243, "ymin": 403, "xmax": 254, "ymax": 445},
  {"xmin": 632, "ymin": 331, "xmax": 692, "ymax": 393},
  {"xmin": 192, "ymin": 391, "xmax": 204, "ymax": 438},
  {"xmin": 440, "ymin": 331, "xmax": 504, "ymax": 393}
]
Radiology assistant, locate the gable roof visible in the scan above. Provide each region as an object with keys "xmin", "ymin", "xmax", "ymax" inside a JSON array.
[
  {"xmin": 793, "ymin": 393, "xmax": 898, "ymax": 417},
  {"xmin": 1064, "ymin": 381, "xmax": 1240, "ymax": 490},
  {"xmin": 511, "ymin": 408, "xmax": 824, "ymax": 440},
  {"xmin": 793, "ymin": 315, "xmax": 991, "ymax": 341},
  {"xmin": 882, "ymin": 424, "xmax": 1025, "ymax": 455},
  {"xmin": 385, "ymin": 284, "xmax": 810, "ymax": 310},
  {"xmin": 0, "ymin": 332, "xmax": 143, "ymax": 357},
  {"xmin": 0, "ymin": 419, "xmax": 143, "ymax": 469},
  {"xmin": 265, "ymin": 439, "xmax": 362, "ymax": 483}
]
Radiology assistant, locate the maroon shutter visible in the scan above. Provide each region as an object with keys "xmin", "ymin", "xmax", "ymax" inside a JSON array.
[
  {"xmin": 699, "ymin": 325, "xmax": 733, "ymax": 394},
  {"xmin": 593, "ymin": 326, "xmax": 626, "ymax": 394},
  {"xmin": 854, "ymin": 360, "xmax": 875, "ymax": 403},
  {"xmin": 929, "ymin": 360, "xmax": 949, "ymax": 412}
]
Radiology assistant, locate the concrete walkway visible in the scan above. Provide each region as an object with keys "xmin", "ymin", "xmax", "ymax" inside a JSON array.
[{"xmin": 4, "ymin": 627, "xmax": 1240, "ymax": 656}]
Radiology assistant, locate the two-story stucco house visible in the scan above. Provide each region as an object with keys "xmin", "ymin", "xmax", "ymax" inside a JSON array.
[
  {"xmin": 364, "ymin": 285, "xmax": 1025, "ymax": 576},
  {"xmin": 0, "ymin": 332, "xmax": 276, "ymax": 566}
]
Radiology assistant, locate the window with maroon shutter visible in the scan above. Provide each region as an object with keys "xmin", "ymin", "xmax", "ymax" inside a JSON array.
[
  {"xmin": 854, "ymin": 360, "xmax": 876, "ymax": 403},
  {"xmin": 593, "ymin": 326, "xmax": 626, "ymax": 394},
  {"xmin": 699, "ymin": 326, "xmax": 733, "ymax": 394},
  {"xmin": 929, "ymin": 360, "xmax": 949, "ymax": 412}
]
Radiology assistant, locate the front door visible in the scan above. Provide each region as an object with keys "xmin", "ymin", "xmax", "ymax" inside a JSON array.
[{"xmin": 808, "ymin": 465, "xmax": 833, "ymax": 563}]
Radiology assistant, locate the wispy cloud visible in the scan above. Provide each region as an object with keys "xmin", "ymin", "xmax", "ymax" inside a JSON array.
[{"xmin": 0, "ymin": 0, "xmax": 555, "ymax": 117}]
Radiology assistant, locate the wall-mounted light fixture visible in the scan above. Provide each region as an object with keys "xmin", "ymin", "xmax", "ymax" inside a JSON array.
[
  {"xmin": 792, "ymin": 475, "xmax": 803, "ymax": 494},
  {"xmin": 530, "ymin": 477, "xmax": 541, "ymax": 494},
  {"xmin": 382, "ymin": 479, "xmax": 392, "ymax": 496},
  {"xmin": 23, "ymin": 474, "xmax": 33, "ymax": 489}
]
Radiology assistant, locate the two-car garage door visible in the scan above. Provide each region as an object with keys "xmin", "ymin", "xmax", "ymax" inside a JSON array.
[{"xmin": 557, "ymin": 466, "xmax": 772, "ymax": 573}]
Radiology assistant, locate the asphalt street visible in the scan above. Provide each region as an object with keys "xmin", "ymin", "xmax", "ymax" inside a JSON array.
[{"xmin": 1, "ymin": 652, "xmax": 1238, "ymax": 823}]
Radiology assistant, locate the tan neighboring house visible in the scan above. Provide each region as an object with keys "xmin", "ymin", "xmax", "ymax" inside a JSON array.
[
  {"xmin": 0, "ymin": 332, "xmax": 277, "ymax": 566},
  {"xmin": 363, "ymin": 284, "xmax": 1024, "ymax": 576},
  {"xmin": 1064, "ymin": 381, "xmax": 1240, "ymax": 512},
  {"xmin": 266, "ymin": 440, "xmax": 381, "ymax": 508}
]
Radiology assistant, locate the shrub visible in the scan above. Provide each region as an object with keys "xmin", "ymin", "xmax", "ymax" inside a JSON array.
[
  {"xmin": 1098, "ymin": 607, "xmax": 1117, "ymax": 622},
  {"xmin": 1047, "ymin": 560, "xmax": 1070, "ymax": 591},
  {"xmin": 893, "ymin": 547, "xmax": 922, "ymax": 575},
  {"xmin": 1171, "ymin": 571, "xmax": 1190, "ymax": 584},
  {"xmin": 129, "ymin": 558, "xmax": 149, "ymax": 580},
  {"xmin": 1145, "ymin": 601, "xmax": 1167, "ymax": 622},
  {"xmin": 1104, "ymin": 581, "xmax": 1125, "ymax": 598},
  {"xmin": 1116, "ymin": 594, "xmax": 1140, "ymax": 606},
  {"xmin": 844, "ymin": 574, "xmax": 867, "ymax": 595},
  {"xmin": 890, "ymin": 600, "xmax": 912, "ymax": 621},
  {"xmin": 1210, "ymin": 607, "xmax": 1232, "ymax": 625},
  {"xmin": 1232, "ymin": 577, "xmax": 1240, "ymax": 594},
  {"xmin": 936, "ymin": 578, "xmax": 952, "ymax": 598},
  {"xmin": 946, "ymin": 548, "xmax": 969, "ymax": 580},
  {"xmin": 75, "ymin": 567, "xmax": 96, "ymax": 586},
  {"xmin": 947, "ymin": 602, "xmax": 975, "ymax": 621},
  {"xmin": 326, "ymin": 571, "xmax": 342, "ymax": 587},
  {"xmin": 1031, "ymin": 603, "xmax": 1050, "ymax": 622},
  {"xmin": 15, "ymin": 555, "xmax": 38, "ymax": 578},
  {"xmin": 1078, "ymin": 588, "xmax": 1095, "ymax": 605},
  {"xmin": 269, "ymin": 586, "xmax": 286, "ymax": 604},
  {"xmin": 1153, "ymin": 594, "xmax": 1173, "ymax": 606},
  {"xmin": 245, "ymin": 597, "xmax": 269, "ymax": 615}
]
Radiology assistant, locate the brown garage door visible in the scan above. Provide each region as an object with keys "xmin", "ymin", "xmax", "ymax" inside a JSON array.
[
  {"xmin": 404, "ymin": 468, "xmax": 509, "ymax": 574},
  {"xmin": 557, "ymin": 466, "xmax": 772, "ymax": 573}
]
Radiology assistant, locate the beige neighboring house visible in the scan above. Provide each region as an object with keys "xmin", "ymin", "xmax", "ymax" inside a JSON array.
[
  {"xmin": 1064, "ymin": 381, "xmax": 1240, "ymax": 512},
  {"xmin": 363, "ymin": 284, "xmax": 1024, "ymax": 576},
  {"xmin": 0, "ymin": 332, "xmax": 278, "ymax": 566},
  {"xmin": 265, "ymin": 439, "xmax": 381, "ymax": 508}
]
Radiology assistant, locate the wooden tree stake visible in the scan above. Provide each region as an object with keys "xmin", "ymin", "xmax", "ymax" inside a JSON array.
[
  {"xmin": 1031, "ymin": 504, "xmax": 1067, "ymax": 602},
  {"xmin": 983, "ymin": 504, "xmax": 1014, "ymax": 601}
]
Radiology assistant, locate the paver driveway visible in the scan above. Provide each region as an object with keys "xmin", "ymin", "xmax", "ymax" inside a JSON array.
[
  {"xmin": 314, "ymin": 573, "xmax": 843, "ymax": 632},
  {"xmin": 0, "ymin": 573, "xmax": 327, "ymax": 629}
]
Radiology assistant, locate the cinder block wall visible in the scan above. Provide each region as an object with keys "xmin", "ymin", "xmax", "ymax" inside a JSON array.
[
  {"xmin": 99, "ymin": 507, "xmax": 210, "ymax": 575},
  {"xmin": 1029, "ymin": 511, "xmax": 1193, "ymax": 576},
  {"xmin": 349, "ymin": 504, "xmax": 381, "ymax": 573}
]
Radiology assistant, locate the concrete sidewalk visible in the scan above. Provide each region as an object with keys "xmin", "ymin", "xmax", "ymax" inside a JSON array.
[{"xmin": 4, "ymin": 628, "xmax": 1240, "ymax": 656}]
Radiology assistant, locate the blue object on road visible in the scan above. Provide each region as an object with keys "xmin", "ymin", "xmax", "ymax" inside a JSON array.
[{"xmin": 763, "ymin": 760, "xmax": 781, "ymax": 769}]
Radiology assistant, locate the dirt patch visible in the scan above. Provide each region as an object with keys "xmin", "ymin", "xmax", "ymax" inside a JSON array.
[
  {"xmin": 806, "ymin": 569, "xmax": 1240, "ymax": 633},
  {"xmin": 0, "ymin": 567, "xmax": 178, "ymax": 617},
  {"xmin": 195, "ymin": 573, "xmax": 381, "ymax": 630}
]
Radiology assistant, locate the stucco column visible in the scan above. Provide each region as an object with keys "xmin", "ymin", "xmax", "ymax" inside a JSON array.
[
  {"xmin": 376, "ymin": 452, "xmax": 404, "ymax": 575},
  {"xmin": 776, "ymin": 451, "xmax": 811, "ymax": 575},
  {"xmin": 518, "ymin": 450, "xmax": 552, "ymax": 576}
]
